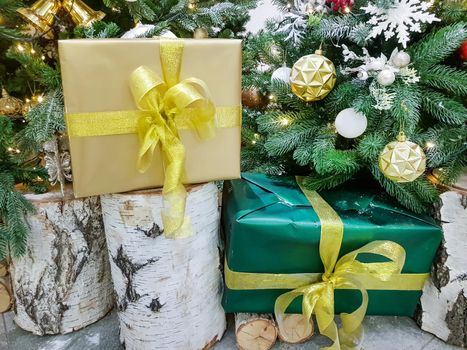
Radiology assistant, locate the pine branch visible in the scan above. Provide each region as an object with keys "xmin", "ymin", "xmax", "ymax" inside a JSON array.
[
  {"xmin": 302, "ymin": 172, "xmax": 355, "ymax": 191},
  {"xmin": 17, "ymin": 89, "xmax": 65, "ymax": 152},
  {"xmin": 389, "ymin": 83, "xmax": 421, "ymax": 134},
  {"xmin": 410, "ymin": 22, "xmax": 467, "ymax": 70},
  {"xmin": 312, "ymin": 15, "xmax": 362, "ymax": 41},
  {"xmin": 421, "ymin": 90, "xmax": 467, "ymax": 125},
  {"xmin": 420, "ymin": 65, "xmax": 467, "ymax": 96}
]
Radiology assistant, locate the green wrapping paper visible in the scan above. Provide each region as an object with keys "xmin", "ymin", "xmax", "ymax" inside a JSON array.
[{"xmin": 222, "ymin": 173, "xmax": 442, "ymax": 316}]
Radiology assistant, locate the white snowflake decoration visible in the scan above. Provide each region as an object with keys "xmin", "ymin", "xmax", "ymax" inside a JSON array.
[
  {"xmin": 399, "ymin": 67, "xmax": 420, "ymax": 84},
  {"xmin": 362, "ymin": 0, "xmax": 440, "ymax": 48}
]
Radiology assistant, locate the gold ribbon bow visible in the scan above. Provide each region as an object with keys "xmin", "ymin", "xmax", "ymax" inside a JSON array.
[
  {"xmin": 129, "ymin": 40, "xmax": 216, "ymax": 238},
  {"xmin": 273, "ymin": 179, "xmax": 407, "ymax": 350}
]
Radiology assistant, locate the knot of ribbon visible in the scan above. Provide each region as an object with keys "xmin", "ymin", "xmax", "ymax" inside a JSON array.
[
  {"xmin": 129, "ymin": 40, "xmax": 216, "ymax": 238},
  {"xmin": 274, "ymin": 180, "xmax": 407, "ymax": 350}
]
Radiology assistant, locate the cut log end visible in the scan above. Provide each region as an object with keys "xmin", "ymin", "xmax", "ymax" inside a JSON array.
[
  {"xmin": 278, "ymin": 314, "xmax": 314, "ymax": 344},
  {"xmin": 0, "ymin": 280, "xmax": 12, "ymax": 313},
  {"xmin": 235, "ymin": 313, "xmax": 278, "ymax": 350}
]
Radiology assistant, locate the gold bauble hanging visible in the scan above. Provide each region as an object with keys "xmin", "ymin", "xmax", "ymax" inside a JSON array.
[
  {"xmin": 193, "ymin": 27, "xmax": 208, "ymax": 39},
  {"xmin": 0, "ymin": 89, "xmax": 24, "ymax": 117},
  {"xmin": 290, "ymin": 49, "xmax": 336, "ymax": 102},
  {"xmin": 242, "ymin": 88, "xmax": 269, "ymax": 109},
  {"xmin": 379, "ymin": 132, "xmax": 426, "ymax": 183}
]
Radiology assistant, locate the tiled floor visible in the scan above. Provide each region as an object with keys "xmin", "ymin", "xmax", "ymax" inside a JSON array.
[{"xmin": 0, "ymin": 310, "xmax": 460, "ymax": 350}]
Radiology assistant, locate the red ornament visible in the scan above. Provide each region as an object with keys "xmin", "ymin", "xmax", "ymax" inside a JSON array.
[
  {"xmin": 458, "ymin": 40, "xmax": 467, "ymax": 61},
  {"xmin": 326, "ymin": 0, "xmax": 353, "ymax": 12}
]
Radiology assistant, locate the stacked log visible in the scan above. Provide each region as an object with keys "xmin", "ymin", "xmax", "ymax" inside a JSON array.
[
  {"xmin": 10, "ymin": 187, "xmax": 114, "ymax": 335},
  {"xmin": 417, "ymin": 173, "xmax": 467, "ymax": 347},
  {"xmin": 0, "ymin": 261, "xmax": 12, "ymax": 313},
  {"xmin": 100, "ymin": 183, "xmax": 226, "ymax": 350}
]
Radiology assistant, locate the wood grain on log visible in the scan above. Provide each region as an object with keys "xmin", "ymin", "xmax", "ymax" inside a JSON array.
[
  {"xmin": 11, "ymin": 187, "xmax": 114, "ymax": 335},
  {"xmin": 0, "ymin": 277, "xmax": 12, "ymax": 313},
  {"xmin": 418, "ymin": 188, "xmax": 467, "ymax": 347},
  {"xmin": 100, "ymin": 183, "xmax": 226, "ymax": 350},
  {"xmin": 0, "ymin": 261, "xmax": 8, "ymax": 277},
  {"xmin": 235, "ymin": 313, "xmax": 278, "ymax": 350},
  {"xmin": 277, "ymin": 314, "xmax": 314, "ymax": 344}
]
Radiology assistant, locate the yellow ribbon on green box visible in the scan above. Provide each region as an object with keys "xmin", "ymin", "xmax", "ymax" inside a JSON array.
[
  {"xmin": 66, "ymin": 40, "xmax": 241, "ymax": 239},
  {"xmin": 225, "ymin": 177, "xmax": 429, "ymax": 350}
]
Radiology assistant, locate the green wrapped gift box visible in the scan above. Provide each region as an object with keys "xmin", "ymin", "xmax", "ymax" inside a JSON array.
[{"xmin": 222, "ymin": 173, "xmax": 442, "ymax": 316}]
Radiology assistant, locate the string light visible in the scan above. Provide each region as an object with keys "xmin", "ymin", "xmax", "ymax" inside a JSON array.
[
  {"xmin": 41, "ymin": 55, "xmax": 46, "ymax": 60},
  {"xmin": 426, "ymin": 141, "xmax": 435, "ymax": 149},
  {"xmin": 188, "ymin": 1, "xmax": 196, "ymax": 10},
  {"xmin": 37, "ymin": 95, "xmax": 44, "ymax": 103},
  {"xmin": 343, "ymin": 6, "xmax": 351, "ymax": 13},
  {"xmin": 286, "ymin": 2, "xmax": 292, "ymax": 9},
  {"xmin": 25, "ymin": 98, "xmax": 31, "ymax": 103},
  {"xmin": 7, "ymin": 147, "xmax": 13, "ymax": 152},
  {"xmin": 17, "ymin": 44, "xmax": 24, "ymax": 52},
  {"xmin": 280, "ymin": 117, "xmax": 290, "ymax": 126},
  {"xmin": 251, "ymin": 140, "xmax": 257, "ymax": 145},
  {"xmin": 30, "ymin": 48, "xmax": 36, "ymax": 54}
]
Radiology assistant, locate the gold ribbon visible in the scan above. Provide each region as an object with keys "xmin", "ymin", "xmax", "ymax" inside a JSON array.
[
  {"xmin": 225, "ymin": 177, "xmax": 429, "ymax": 350},
  {"xmin": 67, "ymin": 40, "xmax": 243, "ymax": 238},
  {"xmin": 128, "ymin": 40, "xmax": 218, "ymax": 238}
]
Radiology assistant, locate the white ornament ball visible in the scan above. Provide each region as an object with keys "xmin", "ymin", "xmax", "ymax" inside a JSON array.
[
  {"xmin": 271, "ymin": 66, "xmax": 292, "ymax": 83},
  {"xmin": 121, "ymin": 24, "xmax": 155, "ymax": 39},
  {"xmin": 159, "ymin": 30, "xmax": 177, "ymax": 38},
  {"xmin": 391, "ymin": 51, "xmax": 411, "ymax": 68},
  {"xmin": 377, "ymin": 69, "xmax": 396, "ymax": 86},
  {"xmin": 335, "ymin": 108, "xmax": 368, "ymax": 139},
  {"xmin": 357, "ymin": 70, "xmax": 369, "ymax": 81}
]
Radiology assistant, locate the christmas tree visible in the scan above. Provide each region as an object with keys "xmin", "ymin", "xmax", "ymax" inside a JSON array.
[
  {"xmin": 241, "ymin": 0, "xmax": 467, "ymax": 214},
  {"xmin": 0, "ymin": 0, "xmax": 255, "ymax": 259}
]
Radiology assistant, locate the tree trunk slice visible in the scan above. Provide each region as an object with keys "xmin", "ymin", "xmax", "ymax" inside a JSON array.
[
  {"xmin": 10, "ymin": 186, "xmax": 114, "ymax": 335},
  {"xmin": 417, "ymin": 178, "xmax": 467, "ymax": 347},
  {"xmin": 100, "ymin": 183, "xmax": 226, "ymax": 350},
  {"xmin": 0, "ymin": 278, "xmax": 12, "ymax": 313},
  {"xmin": 277, "ymin": 314, "xmax": 314, "ymax": 344},
  {"xmin": 235, "ymin": 313, "xmax": 278, "ymax": 350}
]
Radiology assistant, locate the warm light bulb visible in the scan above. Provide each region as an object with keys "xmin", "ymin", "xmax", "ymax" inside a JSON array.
[
  {"xmin": 251, "ymin": 140, "xmax": 257, "ymax": 145},
  {"xmin": 15, "ymin": 148, "xmax": 20, "ymax": 154},
  {"xmin": 426, "ymin": 141, "xmax": 435, "ymax": 149},
  {"xmin": 41, "ymin": 55, "xmax": 46, "ymax": 60},
  {"xmin": 30, "ymin": 48, "xmax": 36, "ymax": 54},
  {"xmin": 7, "ymin": 147, "xmax": 13, "ymax": 152},
  {"xmin": 286, "ymin": 2, "xmax": 292, "ymax": 9},
  {"xmin": 25, "ymin": 98, "xmax": 31, "ymax": 103},
  {"xmin": 37, "ymin": 95, "xmax": 44, "ymax": 103},
  {"xmin": 188, "ymin": 2, "xmax": 196, "ymax": 9},
  {"xmin": 343, "ymin": 6, "xmax": 351, "ymax": 13},
  {"xmin": 17, "ymin": 44, "xmax": 24, "ymax": 52},
  {"xmin": 280, "ymin": 118, "xmax": 290, "ymax": 126}
]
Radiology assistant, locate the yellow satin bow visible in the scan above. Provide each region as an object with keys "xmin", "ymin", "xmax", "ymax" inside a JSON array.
[
  {"xmin": 273, "ymin": 180, "xmax": 407, "ymax": 350},
  {"xmin": 129, "ymin": 40, "xmax": 216, "ymax": 238}
]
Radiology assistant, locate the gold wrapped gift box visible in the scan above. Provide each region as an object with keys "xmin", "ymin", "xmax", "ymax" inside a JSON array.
[{"xmin": 59, "ymin": 38, "xmax": 242, "ymax": 198}]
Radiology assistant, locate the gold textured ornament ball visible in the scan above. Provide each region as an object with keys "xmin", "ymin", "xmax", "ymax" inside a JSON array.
[
  {"xmin": 379, "ymin": 132, "xmax": 426, "ymax": 183},
  {"xmin": 290, "ymin": 49, "xmax": 336, "ymax": 102},
  {"xmin": 242, "ymin": 88, "xmax": 269, "ymax": 109},
  {"xmin": 0, "ymin": 89, "xmax": 24, "ymax": 117},
  {"xmin": 193, "ymin": 27, "xmax": 208, "ymax": 39}
]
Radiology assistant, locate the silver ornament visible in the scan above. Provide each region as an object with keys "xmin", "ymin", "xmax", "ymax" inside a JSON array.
[
  {"xmin": 377, "ymin": 69, "xmax": 396, "ymax": 86},
  {"xmin": 391, "ymin": 51, "xmax": 411, "ymax": 68},
  {"xmin": 271, "ymin": 66, "xmax": 292, "ymax": 83}
]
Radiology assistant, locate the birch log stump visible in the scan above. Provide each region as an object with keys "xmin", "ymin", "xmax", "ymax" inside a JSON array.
[
  {"xmin": 235, "ymin": 313, "xmax": 278, "ymax": 350},
  {"xmin": 417, "ymin": 173, "xmax": 467, "ymax": 347},
  {"xmin": 100, "ymin": 183, "xmax": 226, "ymax": 350},
  {"xmin": 10, "ymin": 187, "xmax": 114, "ymax": 335},
  {"xmin": 0, "ymin": 261, "xmax": 12, "ymax": 313}
]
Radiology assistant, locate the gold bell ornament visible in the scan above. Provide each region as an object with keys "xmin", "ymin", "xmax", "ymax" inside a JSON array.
[
  {"xmin": 378, "ymin": 132, "xmax": 426, "ymax": 183},
  {"xmin": 290, "ymin": 49, "xmax": 336, "ymax": 102},
  {"xmin": 17, "ymin": 0, "xmax": 105, "ymax": 38},
  {"xmin": 62, "ymin": 0, "xmax": 105, "ymax": 26},
  {"xmin": 16, "ymin": 0, "xmax": 61, "ymax": 39},
  {"xmin": 0, "ymin": 89, "xmax": 24, "ymax": 117}
]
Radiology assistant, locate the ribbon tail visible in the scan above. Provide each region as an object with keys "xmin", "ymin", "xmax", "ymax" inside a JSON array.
[{"xmin": 159, "ymin": 127, "xmax": 191, "ymax": 238}]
